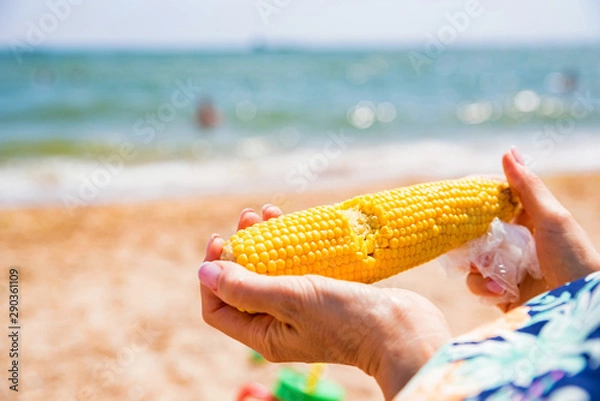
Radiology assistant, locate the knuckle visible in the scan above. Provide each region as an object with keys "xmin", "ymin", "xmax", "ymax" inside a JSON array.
[
  {"xmin": 301, "ymin": 274, "xmax": 329, "ymax": 300},
  {"xmin": 272, "ymin": 280, "xmax": 303, "ymax": 320},
  {"xmin": 543, "ymin": 209, "xmax": 573, "ymax": 231},
  {"xmin": 524, "ymin": 170, "xmax": 543, "ymax": 188},
  {"xmin": 201, "ymin": 308, "xmax": 216, "ymax": 327},
  {"xmin": 260, "ymin": 343, "xmax": 283, "ymax": 363},
  {"xmin": 274, "ymin": 275, "xmax": 328, "ymax": 321},
  {"xmin": 218, "ymin": 270, "xmax": 248, "ymax": 304},
  {"xmin": 251, "ymin": 325, "xmax": 283, "ymax": 362},
  {"xmin": 518, "ymin": 171, "xmax": 544, "ymax": 199},
  {"xmin": 267, "ymin": 275, "xmax": 320, "ymax": 320},
  {"xmin": 510, "ymin": 170, "xmax": 526, "ymax": 190}
]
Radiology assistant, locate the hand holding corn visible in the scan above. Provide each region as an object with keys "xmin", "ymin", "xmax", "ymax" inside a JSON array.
[
  {"xmin": 200, "ymin": 149, "xmax": 600, "ymax": 399},
  {"xmin": 221, "ymin": 177, "xmax": 520, "ymax": 283}
]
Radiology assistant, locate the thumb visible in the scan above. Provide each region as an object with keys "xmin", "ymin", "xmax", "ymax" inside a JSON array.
[
  {"xmin": 502, "ymin": 148, "xmax": 571, "ymax": 226},
  {"xmin": 199, "ymin": 261, "xmax": 297, "ymax": 320}
]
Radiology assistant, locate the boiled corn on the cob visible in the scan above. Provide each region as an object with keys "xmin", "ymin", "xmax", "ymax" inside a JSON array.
[{"xmin": 221, "ymin": 177, "xmax": 519, "ymax": 283}]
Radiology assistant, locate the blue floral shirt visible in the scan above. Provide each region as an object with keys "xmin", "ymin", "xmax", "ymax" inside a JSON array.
[{"xmin": 398, "ymin": 272, "xmax": 600, "ymax": 400}]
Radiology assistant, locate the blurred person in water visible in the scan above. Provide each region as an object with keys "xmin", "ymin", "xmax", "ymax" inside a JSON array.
[{"xmin": 196, "ymin": 97, "xmax": 222, "ymax": 130}]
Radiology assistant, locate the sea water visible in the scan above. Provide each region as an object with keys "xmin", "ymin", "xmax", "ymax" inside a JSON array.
[{"xmin": 0, "ymin": 46, "xmax": 599, "ymax": 207}]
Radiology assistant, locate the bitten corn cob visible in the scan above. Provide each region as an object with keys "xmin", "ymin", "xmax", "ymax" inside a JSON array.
[{"xmin": 221, "ymin": 177, "xmax": 520, "ymax": 283}]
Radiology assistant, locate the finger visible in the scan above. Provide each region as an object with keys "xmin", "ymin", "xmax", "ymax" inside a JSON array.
[
  {"xmin": 512, "ymin": 209, "xmax": 534, "ymax": 233},
  {"xmin": 204, "ymin": 234, "xmax": 225, "ymax": 262},
  {"xmin": 469, "ymin": 263, "xmax": 479, "ymax": 274},
  {"xmin": 262, "ymin": 204, "xmax": 283, "ymax": 221},
  {"xmin": 198, "ymin": 261, "xmax": 299, "ymax": 322},
  {"xmin": 466, "ymin": 272, "xmax": 506, "ymax": 297},
  {"xmin": 502, "ymin": 148, "xmax": 571, "ymax": 225},
  {"xmin": 238, "ymin": 209, "xmax": 262, "ymax": 231},
  {"xmin": 200, "ymin": 279, "xmax": 283, "ymax": 354}
]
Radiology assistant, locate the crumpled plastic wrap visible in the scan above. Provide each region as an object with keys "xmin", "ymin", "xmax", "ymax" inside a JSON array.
[{"xmin": 438, "ymin": 218, "xmax": 541, "ymax": 305}]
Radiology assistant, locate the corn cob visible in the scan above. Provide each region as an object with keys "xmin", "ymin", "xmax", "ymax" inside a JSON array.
[{"xmin": 221, "ymin": 177, "xmax": 519, "ymax": 283}]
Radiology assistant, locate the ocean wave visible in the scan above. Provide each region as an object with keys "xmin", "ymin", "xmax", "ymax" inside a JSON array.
[
  {"xmin": 2, "ymin": 133, "xmax": 599, "ymax": 208},
  {"xmin": 2, "ymin": 47, "xmax": 600, "ymax": 207}
]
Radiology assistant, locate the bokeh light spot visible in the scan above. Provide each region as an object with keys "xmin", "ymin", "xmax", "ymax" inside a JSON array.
[
  {"xmin": 237, "ymin": 136, "xmax": 268, "ymax": 158},
  {"xmin": 236, "ymin": 100, "xmax": 257, "ymax": 121},
  {"xmin": 513, "ymin": 90, "xmax": 540, "ymax": 113},
  {"xmin": 376, "ymin": 102, "xmax": 397, "ymax": 123},
  {"xmin": 539, "ymin": 97, "xmax": 564, "ymax": 118},
  {"xmin": 456, "ymin": 102, "xmax": 493, "ymax": 125},
  {"xmin": 348, "ymin": 101, "xmax": 376, "ymax": 129}
]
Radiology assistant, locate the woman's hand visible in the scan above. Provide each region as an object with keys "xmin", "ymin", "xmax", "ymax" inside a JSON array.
[
  {"xmin": 199, "ymin": 206, "xmax": 451, "ymax": 400},
  {"xmin": 467, "ymin": 148, "xmax": 600, "ymax": 310}
]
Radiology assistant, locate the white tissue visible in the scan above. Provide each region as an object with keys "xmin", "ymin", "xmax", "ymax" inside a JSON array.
[{"xmin": 439, "ymin": 218, "xmax": 541, "ymax": 305}]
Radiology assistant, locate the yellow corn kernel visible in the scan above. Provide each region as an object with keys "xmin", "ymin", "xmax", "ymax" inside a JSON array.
[{"xmin": 221, "ymin": 177, "xmax": 520, "ymax": 284}]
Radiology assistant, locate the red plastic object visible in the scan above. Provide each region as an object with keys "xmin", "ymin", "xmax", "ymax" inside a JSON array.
[{"xmin": 236, "ymin": 382, "xmax": 276, "ymax": 401}]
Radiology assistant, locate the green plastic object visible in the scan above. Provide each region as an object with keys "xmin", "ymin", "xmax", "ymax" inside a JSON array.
[
  {"xmin": 249, "ymin": 349, "xmax": 267, "ymax": 365},
  {"xmin": 272, "ymin": 368, "xmax": 345, "ymax": 401}
]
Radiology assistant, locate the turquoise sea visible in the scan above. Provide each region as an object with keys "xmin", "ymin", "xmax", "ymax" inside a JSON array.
[{"xmin": 1, "ymin": 46, "xmax": 599, "ymax": 206}]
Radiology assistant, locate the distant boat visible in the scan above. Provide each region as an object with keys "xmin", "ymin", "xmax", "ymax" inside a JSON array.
[{"xmin": 251, "ymin": 42, "xmax": 268, "ymax": 54}]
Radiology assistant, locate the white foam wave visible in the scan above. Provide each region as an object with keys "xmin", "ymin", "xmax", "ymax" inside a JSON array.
[{"xmin": 1, "ymin": 131, "xmax": 599, "ymax": 209}]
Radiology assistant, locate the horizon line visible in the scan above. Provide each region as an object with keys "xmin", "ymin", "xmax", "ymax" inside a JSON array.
[{"xmin": 1, "ymin": 38, "xmax": 599, "ymax": 55}]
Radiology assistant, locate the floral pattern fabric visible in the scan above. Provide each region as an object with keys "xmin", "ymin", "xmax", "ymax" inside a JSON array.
[{"xmin": 399, "ymin": 272, "xmax": 600, "ymax": 401}]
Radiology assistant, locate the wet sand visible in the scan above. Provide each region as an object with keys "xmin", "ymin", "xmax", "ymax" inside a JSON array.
[{"xmin": 1, "ymin": 171, "xmax": 599, "ymax": 401}]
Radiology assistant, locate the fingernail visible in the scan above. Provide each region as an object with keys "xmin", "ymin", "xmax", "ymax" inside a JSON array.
[
  {"xmin": 239, "ymin": 208, "xmax": 254, "ymax": 219},
  {"xmin": 511, "ymin": 146, "xmax": 525, "ymax": 166},
  {"xmin": 261, "ymin": 204, "xmax": 273, "ymax": 213},
  {"xmin": 205, "ymin": 233, "xmax": 219, "ymax": 254},
  {"xmin": 486, "ymin": 280, "xmax": 505, "ymax": 295},
  {"xmin": 198, "ymin": 262, "xmax": 222, "ymax": 290}
]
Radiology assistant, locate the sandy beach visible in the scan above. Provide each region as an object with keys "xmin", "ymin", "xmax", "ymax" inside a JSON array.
[{"xmin": 1, "ymin": 171, "xmax": 600, "ymax": 401}]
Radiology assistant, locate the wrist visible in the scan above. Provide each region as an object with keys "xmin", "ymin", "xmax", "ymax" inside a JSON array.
[
  {"xmin": 359, "ymin": 292, "xmax": 451, "ymax": 400},
  {"xmin": 372, "ymin": 330, "xmax": 449, "ymax": 400},
  {"xmin": 371, "ymin": 348, "xmax": 414, "ymax": 401}
]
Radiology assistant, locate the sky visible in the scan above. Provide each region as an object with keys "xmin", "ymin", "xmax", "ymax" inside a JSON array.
[{"xmin": 1, "ymin": 0, "xmax": 599, "ymax": 49}]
